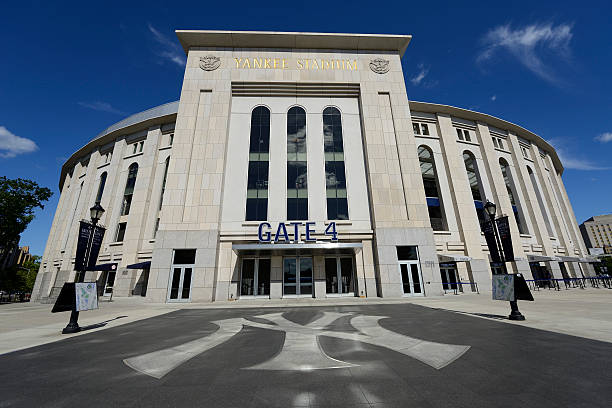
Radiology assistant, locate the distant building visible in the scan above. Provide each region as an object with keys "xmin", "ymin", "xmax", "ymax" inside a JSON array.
[
  {"xmin": 580, "ymin": 214, "xmax": 612, "ymax": 252},
  {"xmin": 0, "ymin": 244, "xmax": 32, "ymax": 271}
]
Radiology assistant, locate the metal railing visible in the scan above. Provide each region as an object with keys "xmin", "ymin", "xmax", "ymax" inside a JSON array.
[
  {"xmin": 443, "ymin": 282, "xmax": 479, "ymax": 295},
  {"xmin": 526, "ymin": 276, "xmax": 612, "ymax": 291}
]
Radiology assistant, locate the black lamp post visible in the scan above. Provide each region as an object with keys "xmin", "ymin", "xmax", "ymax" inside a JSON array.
[
  {"xmin": 62, "ymin": 203, "xmax": 105, "ymax": 334},
  {"xmin": 484, "ymin": 200, "xmax": 525, "ymax": 321}
]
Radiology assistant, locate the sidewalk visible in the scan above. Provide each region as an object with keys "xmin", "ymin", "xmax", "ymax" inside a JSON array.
[{"xmin": 1, "ymin": 287, "xmax": 611, "ymax": 355}]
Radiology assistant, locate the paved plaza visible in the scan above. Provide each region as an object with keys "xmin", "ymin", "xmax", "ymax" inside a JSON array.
[{"xmin": 1, "ymin": 290, "xmax": 612, "ymax": 407}]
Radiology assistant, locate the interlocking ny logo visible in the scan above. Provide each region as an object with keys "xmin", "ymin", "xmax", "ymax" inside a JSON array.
[{"xmin": 123, "ymin": 312, "xmax": 470, "ymax": 379}]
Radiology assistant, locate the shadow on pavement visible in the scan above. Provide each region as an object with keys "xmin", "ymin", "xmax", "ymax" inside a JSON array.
[{"xmin": 80, "ymin": 315, "xmax": 128, "ymax": 331}]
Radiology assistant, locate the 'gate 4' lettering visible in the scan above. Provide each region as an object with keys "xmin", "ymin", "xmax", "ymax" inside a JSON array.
[{"xmin": 258, "ymin": 222, "xmax": 338, "ymax": 243}]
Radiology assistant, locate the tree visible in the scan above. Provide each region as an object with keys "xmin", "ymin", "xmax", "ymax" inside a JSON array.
[
  {"xmin": 1, "ymin": 255, "xmax": 41, "ymax": 293},
  {"xmin": 0, "ymin": 177, "xmax": 52, "ymax": 268}
]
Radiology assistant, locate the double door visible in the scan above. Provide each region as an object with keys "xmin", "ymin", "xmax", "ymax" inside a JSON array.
[
  {"xmin": 399, "ymin": 261, "xmax": 424, "ymax": 296},
  {"xmin": 440, "ymin": 264, "xmax": 458, "ymax": 291},
  {"xmin": 283, "ymin": 257, "xmax": 313, "ymax": 296},
  {"xmin": 241, "ymin": 258, "xmax": 270, "ymax": 297},
  {"xmin": 168, "ymin": 266, "xmax": 192, "ymax": 302},
  {"xmin": 325, "ymin": 257, "xmax": 354, "ymax": 296}
]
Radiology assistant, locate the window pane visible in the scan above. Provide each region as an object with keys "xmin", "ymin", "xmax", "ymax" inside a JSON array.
[
  {"xmin": 413, "ymin": 123, "xmax": 420, "ymax": 135},
  {"xmin": 95, "ymin": 172, "xmax": 107, "ymax": 203},
  {"xmin": 456, "ymin": 128, "xmax": 463, "ymax": 140},
  {"xmin": 170, "ymin": 268, "xmax": 181, "ymax": 299},
  {"xmin": 397, "ymin": 246, "xmax": 418, "ymax": 261},
  {"xmin": 340, "ymin": 258, "xmax": 354, "ymax": 293},
  {"xmin": 258, "ymin": 259, "xmax": 271, "ymax": 295},
  {"xmin": 411, "ymin": 264, "xmax": 421, "ymax": 293},
  {"xmin": 241, "ymin": 259, "xmax": 255, "ymax": 296},
  {"xmin": 246, "ymin": 107, "xmax": 270, "ymax": 221},
  {"xmin": 181, "ymin": 268, "xmax": 192, "ymax": 299},
  {"xmin": 174, "ymin": 249, "xmax": 196, "ymax": 264},
  {"xmin": 463, "ymin": 152, "xmax": 483, "ymax": 201},
  {"xmin": 421, "ymin": 123, "xmax": 429, "ymax": 136},
  {"xmin": 325, "ymin": 258, "xmax": 338, "ymax": 294},
  {"xmin": 116, "ymin": 223, "xmax": 126, "ymax": 242}
]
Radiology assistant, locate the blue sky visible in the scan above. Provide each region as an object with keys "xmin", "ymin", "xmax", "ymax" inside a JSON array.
[{"xmin": 1, "ymin": 0, "xmax": 611, "ymax": 256}]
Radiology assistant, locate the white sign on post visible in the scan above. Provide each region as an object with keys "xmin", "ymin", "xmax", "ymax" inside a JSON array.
[
  {"xmin": 75, "ymin": 282, "xmax": 98, "ymax": 311},
  {"xmin": 492, "ymin": 275, "xmax": 515, "ymax": 301}
]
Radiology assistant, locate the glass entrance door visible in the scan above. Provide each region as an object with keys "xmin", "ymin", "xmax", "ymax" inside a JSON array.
[
  {"xmin": 283, "ymin": 257, "xmax": 313, "ymax": 297},
  {"xmin": 399, "ymin": 262, "xmax": 423, "ymax": 296},
  {"xmin": 440, "ymin": 264, "xmax": 458, "ymax": 291},
  {"xmin": 240, "ymin": 258, "xmax": 270, "ymax": 297},
  {"xmin": 168, "ymin": 266, "xmax": 193, "ymax": 302},
  {"xmin": 325, "ymin": 257, "xmax": 355, "ymax": 296},
  {"xmin": 103, "ymin": 271, "xmax": 116, "ymax": 297}
]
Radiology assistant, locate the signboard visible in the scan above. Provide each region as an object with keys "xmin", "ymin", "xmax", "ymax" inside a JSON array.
[
  {"xmin": 492, "ymin": 275, "xmax": 514, "ymax": 301},
  {"xmin": 496, "ymin": 216, "xmax": 514, "ymax": 262},
  {"xmin": 75, "ymin": 282, "xmax": 98, "ymax": 311},
  {"xmin": 87, "ymin": 225, "xmax": 105, "ymax": 270},
  {"xmin": 258, "ymin": 221, "xmax": 338, "ymax": 243},
  {"xmin": 51, "ymin": 283, "xmax": 76, "ymax": 313},
  {"xmin": 74, "ymin": 221, "xmax": 92, "ymax": 271},
  {"xmin": 482, "ymin": 220, "xmax": 501, "ymax": 263}
]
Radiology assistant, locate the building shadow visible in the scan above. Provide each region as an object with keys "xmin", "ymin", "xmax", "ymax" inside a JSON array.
[{"xmin": 80, "ymin": 315, "xmax": 128, "ymax": 331}]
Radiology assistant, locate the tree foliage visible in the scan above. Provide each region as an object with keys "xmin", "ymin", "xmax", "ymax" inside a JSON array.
[
  {"xmin": 0, "ymin": 176, "xmax": 52, "ymax": 247},
  {"xmin": 1, "ymin": 255, "xmax": 41, "ymax": 292}
]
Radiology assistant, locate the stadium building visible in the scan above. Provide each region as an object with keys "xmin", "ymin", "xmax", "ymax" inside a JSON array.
[{"xmin": 32, "ymin": 30, "xmax": 595, "ymax": 303}]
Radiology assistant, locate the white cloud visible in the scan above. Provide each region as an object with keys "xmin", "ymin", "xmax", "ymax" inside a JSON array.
[
  {"xmin": 148, "ymin": 24, "xmax": 186, "ymax": 67},
  {"xmin": 478, "ymin": 22, "xmax": 573, "ymax": 84},
  {"xmin": 491, "ymin": 95, "xmax": 497, "ymax": 101},
  {"xmin": 410, "ymin": 64, "xmax": 429, "ymax": 85},
  {"xmin": 78, "ymin": 101, "xmax": 125, "ymax": 115},
  {"xmin": 547, "ymin": 138, "xmax": 609, "ymax": 171},
  {"xmin": 594, "ymin": 132, "xmax": 612, "ymax": 143},
  {"xmin": 0, "ymin": 126, "xmax": 38, "ymax": 158}
]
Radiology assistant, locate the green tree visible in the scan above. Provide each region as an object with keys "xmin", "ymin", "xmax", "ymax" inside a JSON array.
[
  {"xmin": 0, "ymin": 177, "xmax": 52, "ymax": 269},
  {"xmin": 1, "ymin": 255, "xmax": 41, "ymax": 293}
]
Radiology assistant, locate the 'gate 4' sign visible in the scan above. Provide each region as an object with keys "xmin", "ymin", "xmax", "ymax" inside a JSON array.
[{"xmin": 258, "ymin": 222, "xmax": 338, "ymax": 243}]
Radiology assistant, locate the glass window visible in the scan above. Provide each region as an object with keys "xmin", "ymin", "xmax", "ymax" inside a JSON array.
[
  {"xmin": 413, "ymin": 123, "xmax": 420, "ymax": 135},
  {"xmin": 421, "ymin": 123, "xmax": 429, "ymax": 136},
  {"xmin": 159, "ymin": 157, "xmax": 169, "ymax": 210},
  {"xmin": 463, "ymin": 151, "xmax": 486, "ymax": 227},
  {"xmin": 246, "ymin": 106, "xmax": 270, "ymax": 221},
  {"xmin": 498, "ymin": 138, "xmax": 504, "ymax": 149},
  {"xmin": 287, "ymin": 106, "xmax": 307, "ymax": 220},
  {"xmin": 139, "ymin": 141, "xmax": 144, "ymax": 152},
  {"xmin": 121, "ymin": 163, "xmax": 138, "ymax": 216},
  {"xmin": 173, "ymin": 249, "xmax": 196, "ymax": 264},
  {"xmin": 500, "ymin": 159, "xmax": 527, "ymax": 234},
  {"xmin": 132, "ymin": 143, "xmax": 137, "ymax": 154},
  {"xmin": 169, "ymin": 133, "xmax": 174, "ymax": 146},
  {"xmin": 418, "ymin": 146, "xmax": 446, "ymax": 231},
  {"xmin": 492, "ymin": 138, "xmax": 499, "ymax": 148},
  {"xmin": 95, "ymin": 172, "xmax": 107, "ymax": 204},
  {"xmin": 115, "ymin": 222, "xmax": 126, "ymax": 242},
  {"xmin": 397, "ymin": 246, "xmax": 418, "ymax": 261},
  {"xmin": 324, "ymin": 107, "xmax": 348, "ymax": 220},
  {"xmin": 456, "ymin": 128, "xmax": 464, "ymax": 140},
  {"xmin": 464, "ymin": 130, "xmax": 471, "ymax": 142}
]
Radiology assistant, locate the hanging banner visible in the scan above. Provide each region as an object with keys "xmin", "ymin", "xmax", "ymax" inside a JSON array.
[
  {"xmin": 492, "ymin": 275, "xmax": 515, "ymax": 301},
  {"xmin": 51, "ymin": 283, "xmax": 76, "ymax": 313},
  {"xmin": 75, "ymin": 282, "xmax": 98, "ymax": 311},
  {"xmin": 482, "ymin": 220, "xmax": 501, "ymax": 263},
  {"xmin": 74, "ymin": 221, "xmax": 92, "ymax": 271},
  {"xmin": 87, "ymin": 225, "xmax": 105, "ymax": 270},
  {"xmin": 496, "ymin": 216, "xmax": 514, "ymax": 262}
]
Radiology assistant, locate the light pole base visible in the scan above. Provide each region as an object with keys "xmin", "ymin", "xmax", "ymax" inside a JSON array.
[
  {"xmin": 508, "ymin": 300, "xmax": 525, "ymax": 321},
  {"xmin": 62, "ymin": 310, "xmax": 81, "ymax": 334}
]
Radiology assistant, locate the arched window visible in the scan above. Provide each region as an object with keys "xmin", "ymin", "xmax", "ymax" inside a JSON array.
[
  {"xmin": 463, "ymin": 151, "xmax": 486, "ymax": 226},
  {"xmin": 121, "ymin": 163, "xmax": 138, "ymax": 216},
  {"xmin": 287, "ymin": 106, "xmax": 307, "ymax": 220},
  {"xmin": 418, "ymin": 146, "xmax": 446, "ymax": 231},
  {"xmin": 246, "ymin": 106, "xmax": 270, "ymax": 221},
  {"xmin": 499, "ymin": 159, "xmax": 526, "ymax": 234},
  {"xmin": 527, "ymin": 166, "xmax": 554, "ymax": 236},
  {"xmin": 324, "ymin": 107, "xmax": 348, "ymax": 220},
  {"xmin": 159, "ymin": 157, "xmax": 170, "ymax": 211},
  {"xmin": 95, "ymin": 172, "xmax": 107, "ymax": 204}
]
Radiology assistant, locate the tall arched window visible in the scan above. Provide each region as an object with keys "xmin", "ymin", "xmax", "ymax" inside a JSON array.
[
  {"xmin": 159, "ymin": 157, "xmax": 170, "ymax": 211},
  {"xmin": 95, "ymin": 172, "xmax": 107, "ymax": 204},
  {"xmin": 324, "ymin": 107, "xmax": 348, "ymax": 220},
  {"xmin": 287, "ymin": 106, "xmax": 307, "ymax": 220},
  {"xmin": 527, "ymin": 166, "xmax": 554, "ymax": 236},
  {"xmin": 418, "ymin": 146, "xmax": 446, "ymax": 230},
  {"xmin": 121, "ymin": 163, "xmax": 138, "ymax": 216},
  {"xmin": 499, "ymin": 159, "xmax": 526, "ymax": 234},
  {"xmin": 463, "ymin": 151, "xmax": 486, "ymax": 226},
  {"xmin": 246, "ymin": 106, "xmax": 270, "ymax": 221}
]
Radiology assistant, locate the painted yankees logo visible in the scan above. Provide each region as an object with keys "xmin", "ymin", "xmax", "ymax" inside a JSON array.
[{"xmin": 124, "ymin": 312, "xmax": 470, "ymax": 379}]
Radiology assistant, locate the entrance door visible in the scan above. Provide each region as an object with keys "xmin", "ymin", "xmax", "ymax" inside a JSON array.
[
  {"xmin": 325, "ymin": 257, "xmax": 355, "ymax": 296},
  {"xmin": 399, "ymin": 262, "xmax": 424, "ymax": 296},
  {"xmin": 168, "ymin": 266, "xmax": 193, "ymax": 302},
  {"xmin": 240, "ymin": 258, "xmax": 271, "ymax": 297},
  {"xmin": 440, "ymin": 264, "xmax": 458, "ymax": 291},
  {"xmin": 103, "ymin": 271, "xmax": 116, "ymax": 297},
  {"xmin": 283, "ymin": 257, "xmax": 313, "ymax": 297}
]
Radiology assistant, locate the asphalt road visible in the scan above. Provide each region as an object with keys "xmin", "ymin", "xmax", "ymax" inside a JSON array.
[{"xmin": 1, "ymin": 304, "xmax": 611, "ymax": 407}]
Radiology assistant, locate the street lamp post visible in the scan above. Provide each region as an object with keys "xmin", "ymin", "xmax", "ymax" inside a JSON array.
[
  {"xmin": 484, "ymin": 200, "xmax": 525, "ymax": 321},
  {"xmin": 62, "ymin": 203, "xmax": 105, "ymax": 334}
]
